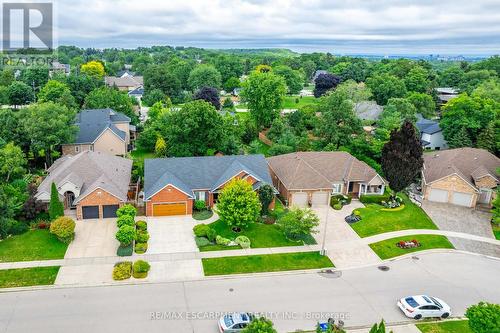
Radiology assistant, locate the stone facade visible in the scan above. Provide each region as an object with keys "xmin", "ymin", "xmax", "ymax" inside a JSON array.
[
  {"xmin": 475, "ymin": 175, "xmax": 498, "ymax": 189},
  {"xmin": 76, "ymin": 188, "xmax": 123, "ymax": 219},
  {"xmin": 423, "ymin": 174, "xmax": 478, "ymax": 207}
]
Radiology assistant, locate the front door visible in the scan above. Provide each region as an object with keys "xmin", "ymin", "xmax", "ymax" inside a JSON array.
[
  {"xmin": 64, "ymin": 192, "xmax": 76, "ymax": 209},
  {"xmin": 478, "ymin": 189, "xmax": 492, "ymax": 204}
]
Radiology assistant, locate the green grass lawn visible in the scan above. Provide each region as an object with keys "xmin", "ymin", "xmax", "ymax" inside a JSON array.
[
  {"xmin": 282, "ymin": 96, "xmax": 318, "ymax": 109},
  {"xmin": 369, "ymin": 234, "xmax": 454, "ymax": 260},
  {"xmin": 130, "ymin": 148, "xmax": 155, "ymax": 162},
  {"xmin": 202, "ymin": 251, "xmax": 333, "ymax": 276},
  {"xmin": 351, "ymin": 194, "xmax": 438, "ymax": 237},
  {"xmin": 193, "ymin": 210, "xmax": 214, "ymax": 221},
  {"xmin": 493, "ymin": 224, "xmax": 500, "ymax": 240},
  {"xmin": 198, "ymin": 219, "xmax": 304, "ymax": 252},
  {"xmin": 0, "ymin": 266, "xmax": 60, "ymax": 288},
  {"xmin": 416, "ymin": 320, "xmax": 472, "ymax": 333},
  {"xmin": 0, "ymin": 230, "xmax": 68, "ymax": 262}
]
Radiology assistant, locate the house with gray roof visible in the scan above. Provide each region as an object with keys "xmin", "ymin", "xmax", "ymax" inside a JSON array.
[
  {"xmin": 62, "ymin": 109, "xmax": 134, "ymax": 156},
  {"xmin": 144, "ymin": 155, "xmax": 275, "ymax": 216},
  {"xmin": 354, "ymin": 101, "xmax": 383, "ymax": 121},
  {"xmin": 36, "ymin": 151, "xmax": 132, "ymax": 219},
  {"xmin": 416, "ymin": 115, "xmax": 448, "ymax": 150}
]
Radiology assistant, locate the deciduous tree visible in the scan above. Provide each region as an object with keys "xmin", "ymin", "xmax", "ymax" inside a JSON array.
[
  {"xmin": 0, "ymin": 142, "xmax": 26, "ymax": 182},
  {"xmin": 314, "ymin": 73, "xmax": 341, "ymax": 98},
  {"xmin": 193, "ymin": 86, "xmax": 221, "ymax": 110},
  {"xmin": 366, "ymin": 74, "xmax": 407, "ymax": 105},
  {"xmin": 80, "ymin": 60, "xmax": 105, "ymax": 79},
  {"xmin": 188, "ymin": 64, "xmax": 222, "ymax": 91},
  {"xmin": 7, "ymin": 81, "xmax": 33, "ymax": 107},
  {"xmin": 84, "ymin": 87, "xmax": 138, "ymax": 124}
]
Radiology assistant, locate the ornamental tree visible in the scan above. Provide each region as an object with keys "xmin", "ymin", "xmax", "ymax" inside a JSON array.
[
  {"xmin": 154, "ymin": 137, "xmax": 168, "ymax": 157},
  {"xmin": 313, "ymin": 73, "xmax": 341, "ymax": 98},
  {"xmin": 115, "ymin": 225, "xmax": 136, "ymax": 246},
  {"xmin": 215, "ymin": 178, "xmax": 261, "ymax": 230},
  {"xmin": 242, "ymin": 317, "xmax": 277, "ymax": 333},
  {"xmin": 49, "ymin": 182, "xmax": 64, "ymax": 220},
  {"xmin": 258, "ymin": 184, "xmax": 275, "ymax": 215},
  {"xmin": 193, "ymin": 86, "xmax": 221, "ymax": 110},
  {"xmin": 278, "ymin": 207, "xmax": 319, "ymax": 240},
  {"xmin": 465, "ymin": 302, "xmax": 500, "ymax": 333},
  {"xmin": 381, "ymin": 121, "xmax": 423, "ymax": 194},
  {"xmin": 80, "ymin": 60, "xmax": 105, "ymax": 79},
  {"xmin": 49, "ymin": 217, "xmax": 76, "ymax": 243},
  {"xmin": 116, "ymin": 204, "xmax": 137, "ymax": 218}
]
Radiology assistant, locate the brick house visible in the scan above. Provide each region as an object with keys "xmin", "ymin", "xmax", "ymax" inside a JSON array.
[
  {"xmin": 144, "ymin": 155, "xmax": 275, "ymax": 217},
  {"xmin": 36, "ymin": 151, "xmax": 132, "ymax": 219},
  {"xmin": 267, "ymin": 151, "xmax": 386, "ymax": 207},
  {"xmin": 422, "ymin": 148, "xmax": 499, "ymax": 208}
]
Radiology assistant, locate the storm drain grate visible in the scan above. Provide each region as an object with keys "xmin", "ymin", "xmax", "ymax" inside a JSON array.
[
  {"xmin": 378, "ymin": 265, "xmax": 390, "ymax": 271},
  {"xmin": 412, "ymin": 256, "xmax": 420, "ymax": 260},
  {"xmin": 318, "ymin": 269, "xmax": 342, "ymax": 278}
]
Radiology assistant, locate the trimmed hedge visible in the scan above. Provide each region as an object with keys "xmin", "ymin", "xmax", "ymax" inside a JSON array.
[
  {"xmin": 49, "ymin": 217, "xmax": 75, "ymax": 244},
  {"xmin": 112, "ymin": 261, "xmax": 132, "ymax": 280},
  {"xmin": 134, "ymin": 242, "xmax": 148, "ymax": 254},
  {"xmin": 116, "ymin": 204, "xmax": 137, "ymax": 218},
  {"xmin": 136, "ymin": 231, "xmax": 150, "ymax": 243},
  {"xmin": 195, "ymin": 236, "xmax": 211, "ymax": 247},
  {"xmin": 359, "ymin": 193, "xmax": 391, "ymax": 205},
  {"xmin": 117, "ymin": 243, "xmax": 133, "ymax": 256},
  {"xmin": 117, "ymin": 215, "xmax": 135, "ymax": 228},
  {"xmin": 116, "ymin": 225, "xmax": 136, "ymax": 246},
  {"xmin": 135, "ymin": 220, "xmax": 147, "ymax": 231},
  {"xmin": 193, "ymin": 224, "xmax": 210, "ymax": 237},
  {"xmin": 132, "ymin": 260, "xmax": 150, "ymax": 279}
]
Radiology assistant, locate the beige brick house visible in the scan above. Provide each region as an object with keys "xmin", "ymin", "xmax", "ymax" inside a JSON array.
[
  {"xmin": 61, "ymin": 108, "xmax": 135, "ymax": 156},
  {"xmin": 36, "ymin": 151, "xmax": 132, "ymax": 220},
  {"xmin": 267, "ymin": 151, "xmax": 386, "ymax": 207},
  {"xmin": 422, "ymin": 148, "xmax": 499, "ymax": 208}
]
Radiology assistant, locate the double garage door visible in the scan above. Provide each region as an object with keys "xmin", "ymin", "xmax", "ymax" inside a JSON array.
[
  {"xmin": 153, "ymin": 202, "xmax": 187, "ymax": 216},
  {"xmin": 81, "ymin": 204, "xmax": 120, "ymax": 219},
  {"xmin": 291, "ymin": 192, "xmax": 329, "ymax": 207},
  {"xmin": 427, "ymin": 188, "xmax": 473, "ymax": 207}
]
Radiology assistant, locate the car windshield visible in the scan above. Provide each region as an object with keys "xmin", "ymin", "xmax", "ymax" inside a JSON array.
[
  {"xmin": 223, "ymin": 315, "xmax": 234, "ymax": 327},
  {"xmin": 430, "ymin": 297, "xmax": 442, "ymax": 308},
  {"xmin": 405, "ymin": 297, "xmax": 419, "ymax": 308},
  {"xmin": 422, "ymin": 296, "xmax": 432, "ymax": 304}
]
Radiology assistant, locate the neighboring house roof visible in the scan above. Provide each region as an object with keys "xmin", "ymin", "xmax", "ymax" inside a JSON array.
[
  {"xmin": 104, "ymin": 75, "xmax": 143, "ymax": 89},
  {"xmin": 435, "ymin": 87, "xmax": 459, "ymax": 94},
  {"xmin": 354, "ymin": 101, "xmax": 383, "ymax": 121},
  {"xmin": 128, "ymin": 86, "xmax": 144, "ymax": 96},
  {"xmin": 422, "ymin": 148, "xmax": 500, "ymax": 188},
  {"xmin": 72, "ymin": 109, "xmax": 130, "ymax": 144},
  {"xmin": 416, "ymin": 117, "xmax": 443, "ymax": 135},
  {"xmin": 267, "ymin": 151, "xmax": 384, "ymax": 190},
  {"xmin": 144, "ymin": 155, "xmax": 274, "ymax": 200},
  {"xmin": 36, "ymin": 151, "xmax": 132, "ymax": 203}
]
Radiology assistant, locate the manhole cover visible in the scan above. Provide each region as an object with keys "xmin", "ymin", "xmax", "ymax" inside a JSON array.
[
  {"xmin": 318, "ymin": 269, "xmax": 342, "ymax": 278},
  {"xmin": 412, "ymin": 256, "xmax": 420, "ymax": 260},
  {"xmin": 229, "ymin": 288, "xmax": 234, "ymax": 292},
  {"xmin": 378, "ymin": 265, "xmax": 390, "ymax": 271}
]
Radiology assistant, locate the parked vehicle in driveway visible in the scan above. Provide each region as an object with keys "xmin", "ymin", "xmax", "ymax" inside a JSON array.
[
  {"xmin": 397, "ymin": 295, "xmax": 451, "ymax": 319},
  {"xmin": 218, "ymin": 312, "xmax": 254, "ymax": 332}
]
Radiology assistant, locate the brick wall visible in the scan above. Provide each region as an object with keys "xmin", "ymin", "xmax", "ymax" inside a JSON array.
[
  {"xmin": 76, "ymin": 188, "xmax": 122, "ymax": 219},
  {"xmin": 146, "ymin": 185, "xmax": 193, "ymax": 216}
]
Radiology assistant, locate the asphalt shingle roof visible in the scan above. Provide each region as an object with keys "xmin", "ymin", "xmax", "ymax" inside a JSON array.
[
  {"xmin": 416, "ymin": 117, "xmax": 443, "ymax": 135},
  {"xmin": 144, "ymin": 155, "xmax": 273, "ymax": 199},
  {"xmin": 74, "ymin": 109, "xmax": 129, "ymax": 144}
]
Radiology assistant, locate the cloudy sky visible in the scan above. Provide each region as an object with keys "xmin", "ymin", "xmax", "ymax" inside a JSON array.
[{"xmin": 38, "ymin": 0, "xmax": 500, "ymax": 54}]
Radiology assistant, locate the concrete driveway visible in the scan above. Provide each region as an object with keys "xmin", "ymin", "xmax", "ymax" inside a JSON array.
[
  {"xmin": 65, "ymin": 218, "xmax": 119, "ymax": 258},
  {"xmin": 146, "ymin": 216, "xmax": 199, "ymax": 254},
  {"xmin": 422, "ymin": 201, "xmax": 494, "ymax": 238},
  {"xmin": 312, "ymin": 202, "xmax": 381, "ymax": 268}
]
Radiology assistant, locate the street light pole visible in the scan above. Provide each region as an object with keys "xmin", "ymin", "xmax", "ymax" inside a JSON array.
[{"xmin": 320, "ymin": 197, "xmax": 330, "ymax": 256}]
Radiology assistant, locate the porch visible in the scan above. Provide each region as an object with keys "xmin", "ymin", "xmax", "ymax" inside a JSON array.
[{"xmin": 347, "ymin": 182, "xmax": 385, "ymax": 198}]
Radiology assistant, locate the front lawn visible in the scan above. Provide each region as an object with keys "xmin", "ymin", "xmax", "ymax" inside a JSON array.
[
  {"xmin": 0, "ymin": 266, "xmax": 60, "ymax": 288},
  {"xmin": 416, "ymin": 320, "xmax": 472, "ymax": 333},
  {"xmin": 351, "ymin": 194, "xmax": 438, "ymax": 237},
  {"xmin": 0, "ymin": 230, "xmax": 68, "ymax": 262},
  {"xmin": 202, "ymin": 251, "xmax": 333, "ymax": 276},
  {"xmin": 198, "ymin": 219, "xmax": 309, "ymax": 252},
  {"xmin": 282, "ymin": 96, "xmax": 318, "ymax": 109},
  {"xmin": 130, "ymin": 148, "xmax": 155, "ymax": 162},
  {"xmin": 369, "ymin": 234, "xmax": 454, "ymax": 260},
  {"xmin": 493, "ymin": 224, "xmax": 500, "ymax": 240}
]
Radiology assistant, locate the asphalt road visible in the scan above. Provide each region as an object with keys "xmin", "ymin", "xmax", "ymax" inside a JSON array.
[{"xmin": 1, "ymin": 252, "xmax": 499, "ymax": 333}]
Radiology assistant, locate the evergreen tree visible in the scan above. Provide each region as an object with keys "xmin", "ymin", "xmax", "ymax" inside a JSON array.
[
  {"xmin": 49, "ymin": 182, "xmax": 64, "ymax": 220},
  {"xmin": 154, "ymin": 137, "xmax": 167, "ymax": 157},
  {"xmin": 476, "ymin": 123, "xmax": 496, "ymax": 153},
  {"xmin": 448, "ymin": 127, "xmax": 472, "ymax": 148},
  {"xmin": 381, "ymin": 121, "xmax": 423, "ymax": 194}
]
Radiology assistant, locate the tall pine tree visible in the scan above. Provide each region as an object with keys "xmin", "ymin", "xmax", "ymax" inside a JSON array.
[
  {"xmin": 49, "ymin": 182, "xmax": 64, "ymax": 220},
  {"xmin": 448, "ymin": 127, "xmax": 472, "ymax": 149},
  {"xmin": 476, "ymin": 123, "xmax": 496, "ymax": 153},
  {"xmin": 381, "ymin": 121, "xmax": 423, "ymax": 194}
]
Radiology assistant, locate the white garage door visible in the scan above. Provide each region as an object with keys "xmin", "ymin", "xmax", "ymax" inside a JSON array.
[
  {"xmin": 428, "ymin": 188, "xmax": 448, "ymax": 203},
  {"xmin": 311, "ymin": 192, "xmax": 329, "ymax": 206},
  {"xmin": 451, "ymin": 192, "xmax": 473, "ymax": 207},
  {"xmin": 291, "ymin": 192, "xmax": 308, "ymax": 207}
]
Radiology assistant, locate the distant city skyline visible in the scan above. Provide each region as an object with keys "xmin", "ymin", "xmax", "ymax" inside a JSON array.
[{"xmin": 47, "ymin": 0, "xmax": 499, "ymax": 55}]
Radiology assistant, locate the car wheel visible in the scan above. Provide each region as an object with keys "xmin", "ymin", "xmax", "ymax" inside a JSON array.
[
  {"xmin": 414, "ymin": 314, "xmax": 422, "ymax": 320},
  {"xmin": 441, "ymin": 313, "xmax": 450, "ymax": 319}
]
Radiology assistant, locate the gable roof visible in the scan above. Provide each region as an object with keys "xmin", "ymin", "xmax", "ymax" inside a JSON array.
[
  {"xmin": 144, "ymin": 155, "xmax": 273, "ymax": 200},
  {"xmin": 416, "ymin": 117, "xmax": 442, "ymax": 135},
  {"xmin": 423, "ymin": 148, "xmax": 500, "ymax": 188},
  {"xmin": 36, "ymin": 151, "xmax": 132, "ymax": 203},
  {"xmin": 104, "ymin": 75, "xmax": 143, "ymax": 88},
  {"xmin": 73, "ymin": 109, "xmax": 129, "ymax": 144},
  {"xmin": 267, "ymin": 151, "xmax": 384, "ymax": 190}
]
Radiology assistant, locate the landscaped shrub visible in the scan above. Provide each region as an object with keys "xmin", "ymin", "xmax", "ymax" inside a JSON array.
[
  {"xmin": 135, "ymin": 220, "xmax": 147, "ymax": 231},
  {"xmin": 194, "ymin": 200, "xmax": 206, "ymax": 211},
  {"xmin": 112, "ymin": 261, "xmax": 132, "ymax": 280},
  {"xmin": 117, "ymin": 243, "xmax": 133, "ymax": 256},
  {"xmin": 235, "ymin": 235, "xmax": 251, "ymax": 249},
  {"xmin": 216, "ymin": 235, "xmax": 231, "ymax": 246},
  {"xmin": 330, "ymin": 194, "xmax": 352, "ymax": 209},
  {"xmin": 115, "ymin": 225, "xmax": 136, "ymax": 246},
  {"xmin": 465, "ymin": 302, "xmax": 500, "ymax": 333},
  {"xmin": 193, "ymin": 223, "xmax": 210, "ymax": 237},
  {"xmin": 132, "ymin": 260, "xmax": 151, "ymax": 279},
  {"xmin": 278, "ymin": 207, "xmax": 319, "ymax": 241},
  {"xmin": 48, "ymin": 182, "xmax": 64, "ymax": 220},
  {"xmin": 359, "ymin": 193, "xmax": 391, "ymax": 205},
  {"xmin": 116, "ymin": 204, "xmax": 137, "ymax": 218},
  {"xmin": 8, "ymin": 220, "xmax": 29, "ymax": 235},
  {"xmin": 117, "ymin": 215, "xmax": 135, "ymax": 228},
  {"xmin": 195, "ymin": 236, "xmax": 211, "ymax": 247},
  {"xmin": 136, "ymin": 230, "xmax": 150, "ymax": 243},
  {"xmin": 134, "ymin": 242, "xmax": 148, "ymax": 254},
  {"xmin": 49, "ymin": 217, "xmax": 76, "ymax": 243},
  {"xmin": 353, "ymin": 210, "xmax": 361, "ymax": 217},
  {"xmin": 258, "ymin": 184, "xmax": 275, "ymax": 215},
  {"xmin": 333, "ymin": 203, "xmax": 342, "ymax": 210},
  {"xmin": 206, "ymin": 228, "xmax": 217, "ymax": 243}
]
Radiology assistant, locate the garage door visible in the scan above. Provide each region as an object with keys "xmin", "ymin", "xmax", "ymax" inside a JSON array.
[
  {"xmin": 291, "ymin": 192, "xmax": 308, "ymax": 207},
  {"xmin": 153, "ymin": 203, "xmax": 187, "ymax": 216},
  {"xmin": 82, "ymin": 205, "xmax": 99, "ymax": 219},
  {"xmin": 451, "ymin": 192, "xmax": 473, "ymax": 207},
  {"xmin": 428, "ymin": 188, "xmax": 448, "ymax": 203},
  {"xmin": 311, "ymin": 192, "xmax": 329, "ymax": 206},
  {"xmin": 102, "ymin": 204, "xmax": 119, "ymax": 218}
]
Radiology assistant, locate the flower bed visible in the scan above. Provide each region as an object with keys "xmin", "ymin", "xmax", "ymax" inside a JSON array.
[{"xmin": 396, "ymin": 239, "xmax": 421, "ymax": 249}]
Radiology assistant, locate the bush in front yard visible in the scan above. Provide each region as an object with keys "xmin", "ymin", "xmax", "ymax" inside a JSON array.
[
  {"xmin": 115, "ymin": 225, "xmax": 136, "ymax": 246},
  {"xmin": 278, "ymin": 207, "xmax": 319, "ymax": 241},
  {"xmin": 193, "ymin": 223, "xmax": 210, "ymax": 237},
  {"xmin": 117, "ymin": 215, "xmax": 135, "ymax": 228},
  {"xmin": 117, "ymin": 243, "xmax": 133, "ymax": 256},
  {"xmin": 332, "ymin": 203, "xmax": 342, "ymax": 210},
  {"xmin": 49, "ymin": 217, "xmax": 76, "ymax": 243},
  {"xmin": 136, "ymin": 230, "xmax": 150, "ymax": 243},
  {"xmin": 194, "ymin": 199, "xmax": 206, "ymax": 211},
  {"xmin": 206, "ymin": 228, "xmax": 217, "ymax": 243},
  {"xmin": 465, "ymin": 302, "xmax": 500, "ymax": 333},
  {"xmin": 216, "ymin": 235, "xmax": 231, "ymax": 246},
  {"xmin": 135, "ymin": 220, "xmax": 147, "ymax": 231},
  {"xmin": 132, "ymin": 260, "xmax": 151, "ymax": 279},
  {"xmin": 359, "ymin": 193, "xmax": 391, "ymax": 205},
  {"xmin": 134, "ymin": 242, "xmax": 148, "ymax": 254},
  {"xmin": 258, "ymin": 184, "xmax": 275, "ymax": 215},
  {"xmin": 116, "ymin": 204, "xmax": 137, "ymax": 218},
  {"xmin": 235, "ymin": 235, "xmax": 251, "ymax": 249},
  {"xmin": 112, "ymin": 261, "xmax": 132, "ymax": 280}
]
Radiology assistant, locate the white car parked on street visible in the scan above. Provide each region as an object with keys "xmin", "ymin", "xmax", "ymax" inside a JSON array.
[
  {"xmin": 218, "ymin": 312, "xmax": 254, "ymax": 332},
  {"xmin": 397, "ymin": 295, "xmax": 451, "ymax": 320}
]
